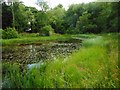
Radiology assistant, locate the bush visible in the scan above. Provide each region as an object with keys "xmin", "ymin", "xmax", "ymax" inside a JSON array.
[
  {"xmin": 39, "ymin": 25, "xmax": 54, "ymax": 36},
  {"xmin": 2, "ymin": 28, "xmax": 18, "ymax": 39}
]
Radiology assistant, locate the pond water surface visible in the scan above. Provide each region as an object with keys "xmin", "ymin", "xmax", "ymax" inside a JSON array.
[{"xmin": 2, "ymin": 39, "xmax": 82, "ymax": 65}]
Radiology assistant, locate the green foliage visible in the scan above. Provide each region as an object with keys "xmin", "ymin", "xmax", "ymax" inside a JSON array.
[
  {"xmin": 35, "ymin": 11, "xmax": 48, "ymax": 29},
  {"xmin": 2, "ymin": 2, "xmax": 13, "ymax": 29},
  {"xmin": 39, "ymin": 25, "xmax": 54, "ymax": 36},
  {"xmin": 64, "ymin": 2, "xmax": 119, "ymax": 34},
  {"xmin": 2, "ymin": 1, "xmax": 119, "ymax": 34},
  {"xmin": 0, "ymin": 29, "xmax": 3, "ymax": 39},
  {"xmin": 19, "ymin": 33, "xmax": 39, "ymax": 38},
  {"xmin": 47, "ymin": 4, "xmax": 65, "ymax": 33},
  {"xmin": 2, "ymin": 62, "xmax": 23, "ymax": 88},
  {"xmin": 2, "ymin": 28, "xmax": 18, "ymax": 39},
  {"xmin": 36, "ymin": 0, "xmax": 49, "ymax": 12},
  {"xmin": 14, "ymin": 4, "xmax": 28, "ymax": 32},
  {"xmin": 76, "ymin": 10, "xmax": 98, "ymax": 33}
]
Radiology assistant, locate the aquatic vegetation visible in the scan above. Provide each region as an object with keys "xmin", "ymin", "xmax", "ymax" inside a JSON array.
[{"xmin": 2, "ymin": 39, "xmax": 81, "ymax": 64}]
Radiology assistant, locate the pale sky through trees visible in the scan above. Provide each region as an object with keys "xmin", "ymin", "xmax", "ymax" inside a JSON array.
[
  {"xmin": 20, "ymin": 0, "xmax": 95, "ymax": 10},
  {"xmin": 5, "ymin": 0, "xmax": 119, "ymax": 10}
]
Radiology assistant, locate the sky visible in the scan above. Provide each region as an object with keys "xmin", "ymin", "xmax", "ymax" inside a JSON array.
[{"xmin": 20, "ymin": 0, "xmax": 95, "ymax": 10}]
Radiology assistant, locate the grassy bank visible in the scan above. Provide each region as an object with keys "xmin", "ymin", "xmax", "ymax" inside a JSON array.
[
  {"xmin": 1, "ymin": 34, "xmax": 73, "ymax": 46},
  {"xmin": 2, "ymin": 33, "xmax": 119, "ymax": 88},
  {"xmin": 1, "ymin": 33, "xmax": 96, "ymax": 46}
]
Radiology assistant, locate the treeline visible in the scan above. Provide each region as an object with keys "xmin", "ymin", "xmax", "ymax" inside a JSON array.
[{"xmin": 1, "ymin": 1, "xmax": 119, "ymax": 35}]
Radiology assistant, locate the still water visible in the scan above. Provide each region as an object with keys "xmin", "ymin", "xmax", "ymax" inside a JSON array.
[{"xmin": 2, "ymin": 39, "xmax": 82, "ymax": 65}]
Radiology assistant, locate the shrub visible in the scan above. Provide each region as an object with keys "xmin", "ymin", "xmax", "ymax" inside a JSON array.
[
  {"xmin": 39, "ymin": 25, "xmax": 54, "ymax": 36},
  {"xmin": 2, "ymin": 28, "xmax": 18, "ymax": 39}
]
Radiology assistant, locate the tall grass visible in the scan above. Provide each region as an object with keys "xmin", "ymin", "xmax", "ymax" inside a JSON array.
[{"xmin": 2, "ymin": 33, "xmax": 119, "ymax": 88}]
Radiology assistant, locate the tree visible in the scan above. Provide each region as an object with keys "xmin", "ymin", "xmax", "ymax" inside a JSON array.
[
  {"xmin": 96, "ymin": 2, "xmax": 113, "ymax": 33},
  {"xmin": 63, "ymin": 3, "xmax": 85, "ymax": 34},
  {"xmin": 7, "ymin": 0, "xmax": 18, "ymax": 28},
  {"xmin": 39, "ymin": 25, "xmax": 54, "ymax": 36},
  {"xmin": 47, "ymin": 4, "xmax": 65, "ymax": 33},
  {"xmin": 26, "ymin": 7, "xmax": 38, "ymax": 33},
  {"xmin": 34, "ymin": 10, "xmax": 48, "ymax": 33},
  {"xmin": 76, "ymin": 11, "xmax": 90, "ymax": 33},
  {"xmin": 2, "ymin": 1, "xmax": 118, "ymax": 34},
  {"xmin": 14, "ymin": 4, "xmax": 28, "ymax": 32},
  {"xmin": 2, "ymin": 2, "xmax": 13, "ymax": 29},
  {"xmin": 6, "ymin": 0, "xmax": 24, "ymax": 30},
  {"xmin": 108, "ymin": 2, "xmax": 119, "ymax": 32},
  {"xmin": 36, "ymin": 0, "xmax": 49, "ymax": 12}
]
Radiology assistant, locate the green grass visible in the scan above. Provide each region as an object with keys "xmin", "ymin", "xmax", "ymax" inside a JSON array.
[
  {"xmin": 2, "ymin": 33, "xmax": 119, "ymax": 88},
  {"xmin": 1, "ymin": 33, "xmax": 97, "ymax": 46},
  {"xmin": 1, "ymin": 34, "xmax": 73, "ymax": 46},
  {"xmin": 19, "ymin": 33, "xmax": 39, "ymax": 38},
  {"xmin": 72, "ymin": 33, "xmax": 96, "ymax": 39}
]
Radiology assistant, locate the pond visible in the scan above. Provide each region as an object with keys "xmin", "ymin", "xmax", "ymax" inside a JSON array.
[{"xmin": 2, "ymin": 39, "xmax": 82, "ymax": 65}]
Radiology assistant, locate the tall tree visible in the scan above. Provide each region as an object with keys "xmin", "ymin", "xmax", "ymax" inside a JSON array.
[
  {"xmin": 14, "ymin": 4, "xmax": 28, "ymax": 32},
  {"xmin": 63, "ymin": 3, "xmax": 85, "ymax": 34},
  {"xmin": 36, "ymin": 0, "xmax": 49, "ymax": 12},
  {"xmin": 7, "ymin": 0, "xmax": 21, "ymax": 28},
  {"xmin": 2, "ymin": 2, "xmax": 13, "ymax": 29},
  {"xmin": 25, "ymin": 7, "xmax": 38, "ymax": 33},
  {"xmin": 47, "ymin": 4, "xmax": 65, "ymax": 33}
]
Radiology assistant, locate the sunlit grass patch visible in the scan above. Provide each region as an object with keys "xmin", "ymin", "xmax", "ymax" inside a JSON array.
[
  {"xmin": 72, "ymin": 34, "xmax": 96, "ymax": 39},
  {"xmin": 82, "ymin": 36, "xmax": 104, "ymax": 47}
]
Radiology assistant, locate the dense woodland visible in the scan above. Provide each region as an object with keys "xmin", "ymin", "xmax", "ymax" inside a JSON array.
[{"xmin": 1, "ymin": 0, "xmax": 119, "ymax": 38}]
